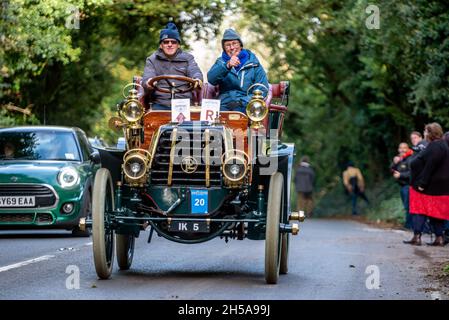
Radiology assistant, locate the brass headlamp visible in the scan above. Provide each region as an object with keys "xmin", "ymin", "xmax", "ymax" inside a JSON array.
[
  {"xmin": 246, "ymin": 89, "xmax": 268, "ymax": 129},
  {"xmin": 221, "ymin": 150, "xmax": 249, "ymax": 186},
  {"xmin": 120, "ymin": 88, "xmax": 144, "ymax": 128},
  {"xmin": 122, "ymin": 149, "xmax": 151, "ymax": 186}
]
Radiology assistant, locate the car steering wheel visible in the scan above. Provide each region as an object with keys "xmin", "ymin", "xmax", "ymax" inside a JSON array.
[{"xmin": 146, "ymin": 75, "xmax": 197, "ymax": 94}]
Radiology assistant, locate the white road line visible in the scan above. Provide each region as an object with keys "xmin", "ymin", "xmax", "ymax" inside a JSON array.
[{"xmin": 0, "ymin": 255, "xmax": 55, "ymax": 273}]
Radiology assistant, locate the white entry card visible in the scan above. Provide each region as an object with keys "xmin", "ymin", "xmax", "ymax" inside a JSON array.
[
  {"xmin": 201, "ymin": 99, "xmax": 221, "ymax": 123},
  {"xmin": 171, "ymin": 99, "xmax": 191, "ymax": 123}
]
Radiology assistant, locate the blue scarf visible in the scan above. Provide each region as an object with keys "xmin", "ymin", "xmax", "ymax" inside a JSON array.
[{"xmin": 222, "ymin": 49, "xmax": 249, "ymax": 72}]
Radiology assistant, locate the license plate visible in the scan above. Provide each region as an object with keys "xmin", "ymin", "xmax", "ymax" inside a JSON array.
[
  {"xmin": 0, "ymin": 196, "xmax": 35, "ymax": 207},
  {"xmin": 191, "ymin": 189, "xmax": 208, "ymax": 214},
  {"xmin": 168, "ymin": 221, "xmax": 210, "ymax": 233}
]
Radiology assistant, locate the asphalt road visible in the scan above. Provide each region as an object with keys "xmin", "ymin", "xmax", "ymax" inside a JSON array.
[{"xmin": 0, "ymin": 218, "xmax": 446, "ymax": 300}]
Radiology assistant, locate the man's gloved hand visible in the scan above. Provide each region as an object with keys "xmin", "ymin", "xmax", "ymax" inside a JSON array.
[{"xmin": 193, "ymin": 78, "xmax": 203, "ymax": 89}]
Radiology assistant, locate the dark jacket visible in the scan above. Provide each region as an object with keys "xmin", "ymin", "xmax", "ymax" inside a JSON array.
[
  {"xmin": 411, "ymin": 140, "xmax": 428, "ymax": 154},
  {"xmin": 207, "ymin": 49, "xmax": 268, "ymax": 112},
  {"xmin": 294, "ymin": 162, "xmax": 315, "ymax": 193},
  {"xmin": 141, "ymin": 49, "xmax": 203, "ymax": 107},
  {"xmin": 390, "ymin": 152, "xmax": 413, "ymax": 186},
  {"xmin": 410, "ymin": 139, "xmax": 449, "ymax": 195}
]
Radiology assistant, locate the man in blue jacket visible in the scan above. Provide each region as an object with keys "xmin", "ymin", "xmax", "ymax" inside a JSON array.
[{"xmin": 207, "ymin": 29, "xmax": 269, "ymax": 113}]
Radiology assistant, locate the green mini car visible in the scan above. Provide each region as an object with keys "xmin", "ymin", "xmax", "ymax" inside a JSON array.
[{"xmin": 0, "ymin": 126, "xmax": 100, "ymax": 236}]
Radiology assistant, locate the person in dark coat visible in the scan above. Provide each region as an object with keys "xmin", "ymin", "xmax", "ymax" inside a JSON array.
[
  {"xmin": 141, "ymin": 22, "xmax": 203, "ymax": 110},
  {"xmin": 207, "ymin": 28, "xmax": 269, "ymax": 112},
  {"xmin": 410, "ymin": 131, "xmax": 428, "ymax": 154},
  {"xmin": 391, "ymin": 142, "xmax": 414, "ymax": 229},
  {"xmin": 294, "ymin": 156, "xmax": 316, "ymax": 218},
  {"xmin": 405, "ymin": 123, "xmax": 449, "ymax": 246}
]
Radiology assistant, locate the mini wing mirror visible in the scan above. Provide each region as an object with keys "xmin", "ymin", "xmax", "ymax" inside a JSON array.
[{"xmin": 89, "ymin": 151, "xmax": 101, "ymax": 164}]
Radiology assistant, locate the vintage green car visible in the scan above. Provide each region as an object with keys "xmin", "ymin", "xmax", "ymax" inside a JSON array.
[
  {"xmin": 88, "ymin": 76, "xmax": 304, "ymax": 284},
  {"xmin": 0, "ymin": 126, "xmax": 100, "ymax": 236}
]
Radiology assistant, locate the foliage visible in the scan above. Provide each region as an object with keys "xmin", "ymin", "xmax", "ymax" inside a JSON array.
[
  {"xmin": 1, "ymin": 0, "xmax": 230, "ymax": 136},
  {"xmin": 240, "ymin": 0, "xmax": 449, "ymax": 200},
  {"xmin": 0, "ymin": 107, "xmax": 39, "ymax": 127}
]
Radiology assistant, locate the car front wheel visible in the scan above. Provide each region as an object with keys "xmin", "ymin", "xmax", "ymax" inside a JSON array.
[
  {"xmin": 265, "ymin": 172, "xmax": 283, "ymax": 284},
  {"xmin": 92, "ymin": 168, "xmax": 115, "ymax": 279}
]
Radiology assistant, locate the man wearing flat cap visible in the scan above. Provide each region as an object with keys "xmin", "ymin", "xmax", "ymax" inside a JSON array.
[
  {"xmin": 207, "ymin": 28, "xmax": 269, "ymax": 112},
  {"xmin": 142, "ymin": 22, "xmax": 203, "ymax": 110}
]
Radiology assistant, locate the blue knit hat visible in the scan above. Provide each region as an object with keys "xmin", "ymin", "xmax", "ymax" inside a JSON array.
[
  {"xmin": 160, "ymin": 22, "xmax": 181, "ymax": 43},
  {"xmin": 221, "ymin": 28, "xmax": 243, "ymax": 49}
]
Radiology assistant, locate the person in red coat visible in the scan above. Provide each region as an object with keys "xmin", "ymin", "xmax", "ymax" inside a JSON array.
[{"xmin": 404, "ymin": 123, "xmax": 449, "ymax": 246}]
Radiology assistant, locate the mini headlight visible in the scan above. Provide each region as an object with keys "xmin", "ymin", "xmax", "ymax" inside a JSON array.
[
  {"xmin": 122, "ymin": 99, "xmax": 144, "ymax": 122},
  {"xmin": 58, "ymin": 167, "xmax": 80, "ymax": 188}
]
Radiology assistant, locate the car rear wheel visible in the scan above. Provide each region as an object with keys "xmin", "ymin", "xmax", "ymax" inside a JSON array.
[
  {"xmin": 116, "ymin": 234, "xmax": 135, "ymax": 270},
  {"xmin": 280, "ymin": 233, "xmax": 290, "ymax": 274},
  {"xmin": 92, "ymin": 168, "xmax": 115, "ymax": 279},
  {"xmin": 265, "ymin": 172, "xmax": 283, "ymax": 284}
]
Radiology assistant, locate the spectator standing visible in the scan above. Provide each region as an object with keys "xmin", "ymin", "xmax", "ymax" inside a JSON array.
[
  {"xmin": 405, "ymin": 123, "xmax": 449, "ymax": 246},
  {"xmin": 343, "ymin": 161, "xmax": 369, "ymax": 215},
  {"xmin": 391, "ymin": 142, "xmax": 414, "ymax": 229},
  {"xmin": 410, "ymin": 131, "xmax": 428, "ymax": 154},
  {"xmin": 294, "ymin": 156, "xmax": 315, "ymax": 218}
]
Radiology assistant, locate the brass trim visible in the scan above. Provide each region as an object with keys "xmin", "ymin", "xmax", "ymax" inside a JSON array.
[
  {"xmin": 148, "ymin": 126, "xmax": 162, "ymax": 169},
  {"xmin": 298, "ymin": 211, "xmax": 306, "ymax": 222},
  {"xmin": 205, "ymin": 129, "xmax": 210, "ymax": 187},
  {"xmin": 289, "ymin": 211, "xmax": 306, "ymax": 222},
  {"xmin": 221, "ymin": 149, "xmax": 249, "ymax": 185},
  {"xmin": 122, "ymin": 149, "xmax": 151, "ymax": 185},
  {"xmin": 181, "ymin": 156, "xmax": 198, "ymax": 174},
  {"xmin": 222, "ymin": 127, "xmax": 234, "ymax": 161},
  {"xmin": 79, "ymin": 217, "xmax": 86, "ymax": 231},
  {"xmin": 167, "ymin": 128, "xmax": 178, "ymax": 186},
  {"xmin": 246, "ymin": 98, "xmax": 268, "ymax": 123},
  {"xmin": 292, "ymin": 223, "xmax": 299, "ymax": 235}
]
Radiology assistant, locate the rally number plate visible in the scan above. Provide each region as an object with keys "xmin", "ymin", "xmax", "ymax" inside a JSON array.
[{"xmin": 191, "ymin": 189, "xmax": 208, "ymax": 214}]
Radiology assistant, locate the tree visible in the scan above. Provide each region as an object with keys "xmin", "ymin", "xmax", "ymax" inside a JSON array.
[
  {"xmin": 240, "ymin": 0, "xmax": 449, "ymax": 188},
  {"xmin": 1, "ymin": 0, "xmax": 230, "ymax": 139}
]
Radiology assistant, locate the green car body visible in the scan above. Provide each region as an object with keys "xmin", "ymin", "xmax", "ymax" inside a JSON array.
[{"xmin": 0, "ymin": 126, "xmax": 100, "ymax": 234}]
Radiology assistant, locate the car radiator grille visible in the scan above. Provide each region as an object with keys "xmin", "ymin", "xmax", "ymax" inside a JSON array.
[
  {"xmin": 150, "ymin": 126, "xmax": 224, "ymax": 187},
  {"xmin": 0, "ymin": 213, "xmax": 54, "ymax": 224},
  {"xmin": 0, "ymin": 213, "xmax": 34, "ymax": 223},
  {"xmin": 0, "ymin": 184, "xmax": 57, "ymax": 208}
]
